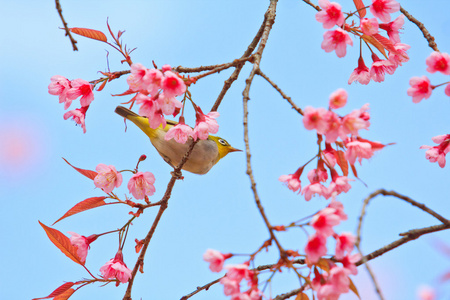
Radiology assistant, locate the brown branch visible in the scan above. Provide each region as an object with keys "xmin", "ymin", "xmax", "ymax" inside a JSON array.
[
  {"xmin": 55, "ymin": 0, "xmax": 78, "ymax": 51},
  {"xmin": 210, "ymin": 9, "xmax": 268, "ymax": 112},
  {"xmin": 193, "ymin": 56, "xmax": 254, "ymax": 81},
  {"xmin": 357, "ymin": 223, "xmax": 450, "ymax": 266},
  {"xmin": 174, "ymin": 57, "xmax": 252, "ymax": 74},
  {"xmin": 273, "ymin": 283, "xmax": 307, "ymax": 300},
  {"xmin": 400, "ymin": 6, "xmax": 439, "ymax": 52},
  {"xmin": 242, "ymin": 0, "xmax": 286, "ymax": 258},
  {"xmin": 356, "ymin": 244, "xmax": 385, "ymax": 300},
  {"xmin": 256, "ymin": 69, "xmax": 303, "ymax": 115},
  {"xmin": 356, "ymin": 189, "xmax": 449, "ymax": 246},
  {"xmin": 123, "ymin": 140, "xmax": 199, "ymax": 300},
  {"xmin": 301, "ymin": 0, "xmax": 321, "ymax": 12}
]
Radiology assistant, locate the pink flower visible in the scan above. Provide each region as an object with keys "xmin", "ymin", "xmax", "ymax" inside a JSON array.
[
  {"xmin": 317, "ymin": 283, "xmax": 341, "ymax": 300},
  {"xmin": 379, "ymin": 15, "xmax": 404, "ymax": 43},
  {"xmin": 302, "ymin": 182, "xmax": 330, "ymax": 201},
  {"xmin": 220, "ymin": 276, "xmax": 241, "ymax": 296},
  {"xmin": 305, "ymin": 233, "xmax": 328, "ymax": 264},
  {"xmin": 388, "ymin": 43, "xmax": 410, "ymax": 67},
  {"xmin": 426, "ymin": 51, "xmax": 450, "ymax": 75},
  {"xmin": 161, "ymin": 71, "xmax": 186, "ymax": 98},
  {"xmin": 315, "ymin": 0, "xmax": 345, "ymax": 29},
  {"xmin": 203, "ymin": 249, "xmax": 231, "ymax": 272},
  {"xmin": 329, "ymin": 88, "xmax": 347, "ymax": 109},
  {"xmin": 145, "ymin": 69, "xmax": 164, "ymax": 96},
  {"xmin": 322, "ymin": 144, "xmax": 337, "ymax": 167},
  {"xmin": 94, "ymin": 164, "xmax": 123, "ymax": 194},
  {"xmin": 420, "ymin": 134, "xmax": 450, "ymax": 168},
  {"xmin": 66, "ymin": 79, "xmax": 94, "ymax": 107},
  {"xmin": 407, "ymin": 76, "xmax": 433, "ymax": 103},
  {"xmin": 334, "ymin": 232, "xmax": 355, "ymax": 259},
  {"xmin": 340, "ymin": 104, "xmax": 370, "ymax": 138},
  {"xmin": 328, "ymin": 175, "xmax": 353, "ymax": 197},
  {"xmin": 161, "ymin": 64, "xmax": 172, "ymax": 73},
  {"xmin": 225, "ymin": 263, "xmax": 251, "ymax": 282},
  {"xmin": 127, "ymin": 171, "xmax": 156, "ymax": 199},
  {"xmin": 328, "ymin": 266, "xmax": 350, "ymax": 293},
  {"xmin": 307, "ymin": 168, "xmax": 328, "ymax": 183},
  {"xmin": 100, "ymin": 250, "xmax": 132, "ymax": 284},
  {"xmin": 348, "ymin": 57, "xmax": 371, "ymax": 85},
  {"xmin": 321, "ymin": 28, "xmax": 353, "ymax": 58},
  {"xmin": 311, "ymin": 208, "xmax": 341, "ymax": 237},
  {"xmin": 370, "ymin": 0, "xmax": 400, "ymax": 23},
  {"xmin": 370, "ymin": 53, "xmax": 396, "ymax": 82},
  {"xmin": 323, "ymin": 111, "xmax": 341, "ymax": 143},
  {"xmin": 417, "ymin": 285, "xmax": 436, "ymax": 300},
  {"xmin": 341, "ymin": 253, "xmax": 361, "ymax": 275},
  {"xmin": 63, "ymin": 106, "xmax": 88, "ymax": 133},
  {"xmin": 303, "ymin": 106, "xmax": 329, "ymax": 134},
  {"xmin": 279, "ymin": 168, "xmax": 302, "ymax": 193},
  {"xmin": 360, "ymin": 18, "xmax": 379, "ymax": 36},
  {"xmin": 445, "ymin": 83, "xmax": 450, "ymax": 97},
  {"xmin": 48, "ymin": 75, "xmax": 71, "ymax": 108},
  {"xmin": 344, "ymin": 140, "xmax": 374, "ymax": 165},
  {"xmin": 127, "ymin": 63, "xmax": 150, "ymax": 91},
  {"xmin": 157, "ymin": 93, "xmax": 183, "ymax": 116},
  {"xmin": 135, "ymin": 93, "xmax": 166, "ymax": 129},
  {"xmin": 328, "ymin": 200, "xmax": 348, "ymax": 221},
  {"xmin": 164, "ymin": 117, "xmax": 193, "ymax": 144},
  {"xmin": 68, "ymin": 232, "xmax": 98, "ymax": 264},
  {"xmin": 192, "ymin": 108, "xmax": 220, "ymax": 140}
]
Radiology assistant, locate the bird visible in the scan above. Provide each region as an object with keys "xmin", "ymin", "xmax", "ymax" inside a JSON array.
[{"xmin": 115, "ymin": 106, "xmax": 241, "ymax": 174}]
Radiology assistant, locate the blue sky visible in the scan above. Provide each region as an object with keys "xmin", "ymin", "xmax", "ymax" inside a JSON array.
[{"xmin": 1, "ymin": 1, "xmax": 450, "ymax": 299}]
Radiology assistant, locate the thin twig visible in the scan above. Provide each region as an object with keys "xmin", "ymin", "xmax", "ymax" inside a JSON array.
[
  {"xmin": 174, "ymin": 57, "xmax": 251, "ymax": 74},
  {"xmin": 273, "ymin": 283, "xmax": 307, "ymax": 300},
  {"xmin": 256, "ymin": 69, "xmax": 303, "ymax": 115},
  {"xmin": 123, "ymin": 140, "xmax": 199, "ymax": 300},
  {"xmin": 301, "ymin": 0, "xmax": 321, "ymax": 12},
  {"xmin": 210, "ymin": 11, "xmax": 268, "ymax": 112},
  {"xmin": 400, "ymin": 6, "xmax": 439, "ymax": 52},
  {"xmin": 193, "ymin": 56, "xmax": 254, "ymax": 81},
  {"xmin": 55, "ymin": 0, "xmax": 78, "ymax": 51},
  {"xmin": 356, "ymin": 244, "xmax": 385, "ymax": 300},
  {"xmin": 356, "ymin": 189, "xmax": 449, "ymax": 246},
  {"xmin": 243, "ymin": 0, "xmax": 286, "ymax": 257}
]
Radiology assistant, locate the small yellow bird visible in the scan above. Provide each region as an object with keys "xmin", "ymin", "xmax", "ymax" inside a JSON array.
[{"xmin": 115, "ymin": 106, "xmax": 241, "ymax": 174}]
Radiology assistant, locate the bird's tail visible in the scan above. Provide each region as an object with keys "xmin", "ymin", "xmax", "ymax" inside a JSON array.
[{"xmin": 115, "ymin": 106, "xmax": 156, "ymax": 138}]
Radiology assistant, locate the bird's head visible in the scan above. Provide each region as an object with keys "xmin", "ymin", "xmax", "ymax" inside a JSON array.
[{"xmin": 209, "ymin": 136, "xmax": 242, "ymax": 160}]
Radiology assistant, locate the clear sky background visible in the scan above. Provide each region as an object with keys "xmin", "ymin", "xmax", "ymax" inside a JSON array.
[{"xmin": 1, "ymin": 1, "xmax": 450, "ymax": 299}]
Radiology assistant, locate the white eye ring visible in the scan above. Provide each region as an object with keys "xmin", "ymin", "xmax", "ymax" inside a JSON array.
[{"xmin": 218, "ymin": 139, "xmax": 227, "ymax": 146}]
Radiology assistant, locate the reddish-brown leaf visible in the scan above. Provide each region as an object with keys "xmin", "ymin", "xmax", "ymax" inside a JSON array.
[
  {"xmin": 96, "ymin": 80, "xmax": 108, "ymax": 92},
  {"xmin": 38, "ymin": 221, "xmax": 84, "ymax": 265},
  {"xmin": 316, "ymin": 258, "xmax": 330, "ymax": 272},
  {"xmin": 349, "ymin": 278, "xmax": 361, "ymax": 299},
  {"xmin": 53, "ymin": 196, "xmax": 107, "ymax": 225},
  {"xmin": 295, "ymin": 292, "xmax": 310, "ymax": 300},
  {"xmin": 69, "ymin": 27, "xmax": 107, "ymax": 42},
  {"xmin": 361, "ymin": 34, "xmax": 388, "ymax": 59},
  {"xmin": 32, "ymin": 282, "xmax": 74, "ymax": 300},
  {"xmin": 372, "ymin": 33, "xmax": 398, "ymax": 55},
  {"xmin": 351, "ymin": 164, "xmax": 358, "ymax": 178},
  {"xmin": 54, "ymin": 288, "xmax": 75, "ymax": 300},
  {"xmin": 353, "ymin": 0, "xmax": 366, "ymax": 18},
  {"xmin": 62, "ymin": 158, "xmax": 97, "ymax": 180},
  {"xmin": 335, "ymin": 150, "xmax": 349, "ymax": 176}
]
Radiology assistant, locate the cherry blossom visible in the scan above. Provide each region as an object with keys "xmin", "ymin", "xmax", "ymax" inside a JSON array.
[
  {"xmin": 417, "ymin": 285, "xmax": 436, "ymax": 300},
  {"xmin": 327, "ymin": 174, "xmax": 353, "ymax": 197},
  {"xmin": 420, "ymin": 134, "xmax": 450, "ymax": 168},
  {"xmin": 63, "ymin": 106, "xmax": 88, "ymax": 133},
  {"xmin": 127, "ymin": 171, "xmax": 156, "ymax": 199},
  {"xmin": 305, "ymin": 233, "xmax": 327, "ymax": 264},
  {"xmin": 426, "ymin": 51, "xmax": 450, "ymax": 75},
  {"xmin": 100, "ymin": 250, "xmax": 132, "ymax": 284},
  {"xmin": 315, "ymin": 0, "xmax": 344, "ymax": 29},
  {"xmin": 445, "ymin": 83, "xmax": 450, "ymax": 97},
  {"xmin": 224, "ymin": 263, "xmax": 251, "ymax": 282},
  {"xmin": 370, "ymin": 53, "xmax": 396, "ymax": 82},
  {"xmin": 203, "ymin": 249, "xmax": 231, "ymax": 272},
  {"xmin": 389, "ymin": 43, "xmax": 411, "ymax": 67},
  {"xmin": 360, "ymin": 18, "xmax": 379, "ymax": 36},
  {"xmin": 334, "ymin": 232, "xmax": 355, "ymax": 259},
  {"xmin": 407, "ymin": 76, "xmax": 433, "ymax": 103},
  {"xmin": 48, "ymin": 75, "xmax": 71, "ymax": 108},
  {"xmin": 192, "ymin": 108, "xmax": 220, "ymax": 140},
  {"xmin": 329, "ymin": 88, "xmax": 347, "ymax": 109},
  {"xmin": 323, "ymin": 111, "xmax": 341, "ymax": 143},
  {"xmin": 322, "ymin": 144, "xmax": 337, "ymax": 167},
  {"xmin": 127, "ymin": 63, "xmax": 151, "ymax": 91},
  {"xmin": 341, "ymin": 253, "xmax": 361, "ymax": 275},
  {"xmin": 94, "ymin": 164, "xmax": 123, "ymax": 194},
  {"xmin": 348, "ymin": 57, "xmax": 371, "ymax": 85},
  {"xmin": 157, "ymin": 93, "xmax": 183, "ymax": 116},
  {"xmin": 68, "ymin": 232, "xmax": 98, "ymax": 264},
  {"xmin": 328, "ymin": 200, "xmax": 348, "ymax": 221},
  {"xmin": 302, "ymin": 182, "xmax": 330, "ymax": 201},
  {"xmin": 344, "ymin": 140, "xmax": 374, "ymax": 165},
  {"xmin": 311, "ymin": 207, "xmax": 341, "ymax": 237},
  {"xmin": 321, "ymin": 28, "xmax": 353, "ymax": 58},
  {"xmin": 279, "ymin": 168, "xmax": 302, "ymax": 193},
  {"xmin": 161, "ymin": 71, "xmax": 186, "ymax": 98},
  {"xmin": 303, "ymin": 106, "xmax": 329, "ymax": 134},
  {"xmin": 220, "ymin": 276, "xmax": 241, "ymax": 296},
  {"xmin": 379, "ymin": 15, "xmax": 404, "ymax": 43},
  {"xmin": 164, "ymin": 118, "xmax": 193, "ymax": 144},
  {"xmin": 135, "ymin": 93, "xmax": 166, "ymax": 129},
  {"xmin": 340, "ymin": 104, "xmax": 370, "ymax": 138},
  {"xmin": 370, "ymin": 0, "xmax": 400, "ymax": 23},
  {"xmin": 66, "ymin": 78, "xmax": 94, "ymax": 107}
]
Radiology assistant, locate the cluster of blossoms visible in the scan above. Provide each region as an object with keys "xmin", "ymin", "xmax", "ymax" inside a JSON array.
[
  {"xmin": 407, "ymin": 51, "xmax": 450, "ymax": 103},
  {"xmin": 305, "ymin": 200, "xmax": 361, "ymax": 300},
  {"xmin": 420, "ymin": 134, "xmax": 450, "ymax": 168},
  {"xmin": 203, "ymin": 249, "xmax": 263, "ymax": 300},
  {"xmin": 126, "ymin": 63, "xmax": 220, "ymax": 144},
  {"xmin": 94, "ymin": 163, "xmax": 156, "ymax": 199},
  {"xmin": 316, "ymin": 0, "xmax": 410, "ymax": 85},
  {"xmin": 69, "ymin": 234, "xmax": 132, "ymax": 285},
  {"xmin": 48, "ymin": 76, "xmax": 95, "ymax": 133},
  {"xmin": 279, "ymin": 89, "xmax": 387, "ymax": 200}
]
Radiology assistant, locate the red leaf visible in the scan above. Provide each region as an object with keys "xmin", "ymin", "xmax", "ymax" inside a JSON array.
[
  {"xmin": 353, "ymin": 0, "xmax": 366, "ymax": 18},
  {"xmin": 349, "ymin": 278, "xmax": 361, "ymax": 299},
  {"xmin": 62, "ymin": 158, "xmax": 97, "ymax": 180},
  {"xmin": 38, "ymin": 221, "xmax": 84, "ymax": 265},
  {"xmin": 69, "ymin": 27, "xmax": 107, "ymax": 43},
  {"xmin": 96, "ymin": 80, "xmax": 108, "ymax": 92},
  {"xmin": 54, "ymin": 288, "xmax": 75, "ymax": 300},
  {"xmin": 372, "ymin": 33, "xmax": 398, "ymax": 55},
  {"xmin": 335, "ymin": 150, "xmax": 349, "ymax": 176},
  {"xmin": 32, "ymin": 282, "xmax": 74, "ymax": 300},
  {"xmin": 361, "ymin": 34, "xmax": 388, "ymax": 59},
  {"xmin": 53, "ymin": 197, "xmax": 107, "ymax": 225},
  {"xmin": 351, "ymin": 164, "xmax": 358, "ymax": 178}
]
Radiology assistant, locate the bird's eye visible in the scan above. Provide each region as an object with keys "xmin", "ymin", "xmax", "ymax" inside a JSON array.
[{"xmin": 218, "ymin": 138, "xmax": 228, "ymax": 146}]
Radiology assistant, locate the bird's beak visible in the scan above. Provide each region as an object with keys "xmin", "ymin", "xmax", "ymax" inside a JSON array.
[{"xmin": 228, "ymin": 147, "xmax": 243, "ymax": 153}]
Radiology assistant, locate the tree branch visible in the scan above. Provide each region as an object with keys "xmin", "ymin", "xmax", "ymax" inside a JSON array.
[
  {"xmin": 400, "ymin": 6, "xmax": 439, "ymax": 52},
  {"xmin": 55, "ymin": 0, "xmax": 78, "ymax": 51}
]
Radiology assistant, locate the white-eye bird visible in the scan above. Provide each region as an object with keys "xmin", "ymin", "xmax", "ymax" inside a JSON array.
[{"xmin": 115, "ymin": 106, "xmax": 241, "ymax": 174}]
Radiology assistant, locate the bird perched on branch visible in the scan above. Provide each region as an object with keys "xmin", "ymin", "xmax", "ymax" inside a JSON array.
[{"xmin": 115, "ymin": 106, "xmax": 241, "ymax": 174}]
